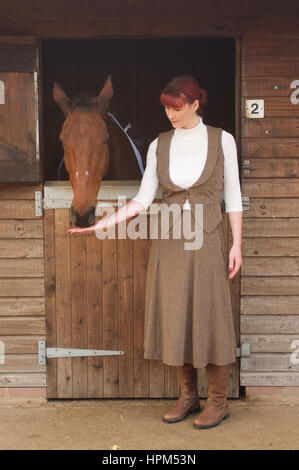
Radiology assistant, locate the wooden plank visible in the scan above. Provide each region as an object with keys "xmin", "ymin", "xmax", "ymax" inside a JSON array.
[
  {"xmin": 241, "ymin": 158, "xmax": 299, "ymax": 178},
  {"xmin": 241, "ymin": 296, "xmax": 299, "ymax": 315},
  {"xmin": 243, "ymin": 77, "xmax": 298, "ymax": 97},
  {"xmin": 242, "ymin": 38, "xmax": 299, "ymax": 56},
  {"xmin": 0, "ymin": 279, "xmax": 44, "ymax": 297},
  {"xmin": 0, "ymin": 354, "xmax": 45, "ymax": 373},
  {"xmin": 1, "ymin": 0, "xmax": 299, "ymax": 20},
  {"xmin": 70, "ymin": 229, "xmax": 88, "ymax": 398},
  {"xmin": 242, "ymin": 238, "xmax": 299, "ymax": 257},
  {"xmin": 241, "ymin": 315, "xmax": 299, "ymax": 334},
  {"xmin": 242, "ymin": 178, "xmax": 299, "ymax": 197},
  {"xmin": 0, "ymin": 239, "xmax": 43, "ymax": 258},
  {"xmin": 242, "ymin": 118, "xmax": 299, "ymax": 138},
  {"xmin": 0, "ymin": 184, "xmax": 42, "ymax": 199},
  {"xmin": 149, "ymin": 360, "xmax": 165, "ymax": 398},
  {"xmin": 241, "ymin": 277, "xmax": 299, "ymax": 296},
  {"xmin": 118, "ymin": 220, "xmax": 134, "ymax": 398},
  {"xmin": 44, "ymin": 209, "xmax": 57, "ymax": 398},
  {"xmin": 240, "ymin": 372, "xmax": 299, "ymax": 386},
  {"xmin": 133, "ymin": 236, "xmax": 150, "ymax": 398},
  {"xmin": 241, "ymin": 257, "xmax": 299, "ymax": 276},
  {"xmin": 86, "ymin": 231, "xmax": 103, "ymax": 398},
  {"xmin": 243, "ymin": 57, "xmax": 299, "ymax": 77},
  {"xmin": 243, "ymin": 216, "xmax": 299, "ymax": 231},
  {"xmin": 0, "ymin": 13, "xmax": 299, "ymax": 38},
  {"xmin": 242, "ymin": 354, "xmax": 299, "ymax": 372},
  {"xmin": 0, "ymin": 36, "xmax": 37, "ymax": 45},
  {"xmin": 0, "ymin": 200, "xmax": 37, "ymax": 219},
  {"xmin": 164, "ymin": 365, "xmax": 179, "ymax": 399},
  {"xmin": 0, "ymin": 298, "xmax": 44, "ymax": 316},
  {"xmin": 102, "ymin": 236, "xmax": 119, "ymax": 398},
  {"xmin": 0, "ymin": 336, "xmax": 42, "ymax": 354},
  {"xmin": 242, "ymin": 138, "xmax": 299, "ymax": 158},
  {"xmin": 0, "ymin": 317, "xmax": 45, "ymax": 335},
  {"xmin": 0, "ymin": 259, "xmax": 43, "ymax": 277},
  {"xmin": 0, "ymin": 44, "xmax": 37, "ymax": 72},
  {"xmin": 0, "ymin": 219, "xmax": 43, "ymax": 238},
  {"xmin": 241, "ymin": 334, "xmax": 299, "ymax": 353},
  {"xmin": 0, "ymin": 373, "xmax": 45, "ymax": 387},
  {"xmin": 54, "ymin": 209, "xmax": 72, "ymax": 398}
]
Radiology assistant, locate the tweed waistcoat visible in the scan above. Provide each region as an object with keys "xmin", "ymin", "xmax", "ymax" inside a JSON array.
[{"xmin": 156, "ymin": 124, "xmax": 225, "ymax": 234}]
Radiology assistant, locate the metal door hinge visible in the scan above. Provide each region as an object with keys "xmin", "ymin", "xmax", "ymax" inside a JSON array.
[
  {"xmin": 35, "ymin": 190, "xmax": 43, "ymax": 216},
  {"xmin": 242, "ymin": 196, "xmax": 250, "ymax": 211},
  {"xmin": 236, "ymin": 343, "xmax": 251, "ymax": 370},
  {"xmin": 38, "ymin": 340, "xmax": 124, "ymax": 365}
]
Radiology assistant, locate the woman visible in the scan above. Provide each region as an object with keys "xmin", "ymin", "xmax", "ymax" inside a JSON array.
[{"xmin": 68, "ymin": 75, "xmax": 243, "ymax": 430}]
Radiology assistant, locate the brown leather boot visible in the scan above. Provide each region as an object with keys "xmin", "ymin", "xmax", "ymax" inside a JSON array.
[
  {"xmin": 163, "ymin": 363, "xmax": 200, "ymax": 423},
  {"xmin": 193, "ymin": 363, "xmax": 230, "ymax": 429}
]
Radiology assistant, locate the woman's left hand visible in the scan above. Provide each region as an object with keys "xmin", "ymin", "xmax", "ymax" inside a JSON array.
[{"xmin": 228, "ymin": 245, "xmax": 242, "ymax": 280}]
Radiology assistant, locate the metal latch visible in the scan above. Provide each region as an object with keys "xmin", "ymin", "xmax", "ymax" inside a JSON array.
[
  {"xmin": 38, "ymin": 340, "xmax": 124, "ymax": 365},
  {"xmin": 242, "ymin": 196, "xmax": 250, "ymax": 211},
  {"xmin": 236, "ymin": 343, "xmax": 251, "ymax": 370}
]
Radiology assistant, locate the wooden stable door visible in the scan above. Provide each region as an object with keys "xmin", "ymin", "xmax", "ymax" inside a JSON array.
[
  {"xmin": 0, "ymin": 37, "xmax": 41, "ymax": 182},
  {"xmin": 44, "ymin": 185, "xmax": 240, "ymax": 399}
]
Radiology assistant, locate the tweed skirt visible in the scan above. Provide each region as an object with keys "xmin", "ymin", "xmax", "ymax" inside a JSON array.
[{"xmin": 143, "ymin": 208, "xmax": 237, "ymax": 368}]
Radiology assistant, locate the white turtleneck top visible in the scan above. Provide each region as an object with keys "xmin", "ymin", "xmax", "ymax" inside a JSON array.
[{"xmin": 132, "ymin": 117, "xmax": 243, "ymax": 212}]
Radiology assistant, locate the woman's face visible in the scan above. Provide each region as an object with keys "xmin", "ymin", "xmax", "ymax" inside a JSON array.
[{"xmin": 164, "ymin": 100, "xmax": 199, "ymax": 129}]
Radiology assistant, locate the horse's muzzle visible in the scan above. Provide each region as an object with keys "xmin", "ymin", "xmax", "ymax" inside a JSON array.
[{"xmin": 71, "ymin": 206, "xmax": 96, "ymax": 227}]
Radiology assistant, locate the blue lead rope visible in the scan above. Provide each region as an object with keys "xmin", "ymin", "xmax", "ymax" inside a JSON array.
[
  {"xmin": 107, "ymin": 112, "xmax": 145, "ymax": 176},
  {"xmin": 57, "ymin": 155, "xmax": 65, "ymax": 180},
  {"xmin": 57, "ymin": 112, "xmax": 145, "ymax": 180}
]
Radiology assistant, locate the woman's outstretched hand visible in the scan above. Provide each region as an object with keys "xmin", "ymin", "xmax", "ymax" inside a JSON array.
[
  {"xmin": 68, "ymin": 225, "xmax": 95, "ymax": 234},
  {"xmin": 68, "ymin": 219, "xmax": 106, "ymax": 235}
]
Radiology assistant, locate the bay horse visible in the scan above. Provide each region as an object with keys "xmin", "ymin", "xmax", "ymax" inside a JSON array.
[{"xmin": 52, "ymin": 75, "xmax": 144, "ymax": 227}]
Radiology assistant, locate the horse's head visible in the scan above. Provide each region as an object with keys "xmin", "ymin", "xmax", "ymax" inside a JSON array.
[{"xmin": 53, "ymin": 75, "xmax": 113, "ymax": 227}]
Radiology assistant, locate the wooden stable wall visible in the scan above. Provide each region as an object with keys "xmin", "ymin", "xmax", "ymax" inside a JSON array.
[
  {"xmin": 0, "ymin": 184, "xmax": 45, "ymax": 387},
  {"xmin": 240, "ymin": 38, "xmax": 299, "ymax": 386},
  {"xmin": 0, "ymin": 0, "xmax": 299, "ymax": 393}
]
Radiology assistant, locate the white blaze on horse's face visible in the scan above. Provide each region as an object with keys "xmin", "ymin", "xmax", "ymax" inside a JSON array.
[{"xmin": 75, "ymin": 170, "xmax": 88, "ymax": 178}]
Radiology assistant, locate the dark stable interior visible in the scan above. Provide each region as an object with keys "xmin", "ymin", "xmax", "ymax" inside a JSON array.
[{"xmin": 41, "ymin": 37, "xmax": 235, "ymax": 182}]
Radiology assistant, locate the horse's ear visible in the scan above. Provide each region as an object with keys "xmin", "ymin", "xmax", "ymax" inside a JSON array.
[
  {"xmin": 96, "ymin": 75, "xmax": 113, "ymax": 109},
  {"xmin": 52, "ymin": 81, "xmax": 72, "ymax": 116}
]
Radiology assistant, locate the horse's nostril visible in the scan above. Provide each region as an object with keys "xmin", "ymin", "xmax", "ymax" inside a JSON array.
[{"xmin": 72, "ymin": 207, "xmax": 96, "ymax": 227}]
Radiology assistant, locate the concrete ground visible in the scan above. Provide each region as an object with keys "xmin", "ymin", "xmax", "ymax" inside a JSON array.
[{"xmin": 0, "ymin": 394, "xmax": 299, "ymax": 450}]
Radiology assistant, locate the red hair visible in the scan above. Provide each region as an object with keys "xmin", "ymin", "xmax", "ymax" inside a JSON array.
[{"xmin": 160, "ymin": 75, "xmax": 207, "ymax": 115}]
